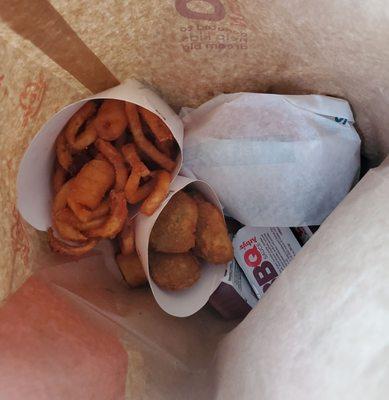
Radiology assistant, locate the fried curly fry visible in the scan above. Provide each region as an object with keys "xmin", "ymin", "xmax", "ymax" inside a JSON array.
[
  {"xmin": 114, "ymin": 131, "xmax": 128, "ymax": 150},
  {"xmin": 121, "ymin": 143, "xmax": 150, "ymax": 177},
  {"xmin": 52, "ymin": 178, "xmax": 74, "ymax": 214},
  {"xmin": 155, "ymin": 139, "xmax": 176, "ymax": 159},
  {"xmin": 119, "ymin": 219, "xmax": 135, "ymax": 255},
  {"xmin": 94, "ymin": 152, "xmax": 107, "ymax": 161},
  {"xmin": 54, "ymin": 207, "xmax": 107, "ymax": 231},
  {"xmin": 89, "ymin": 199, "xmax": 110, "ymax": 219},
  {"xmin": 140, "ymin": 170, "xmax": 171, "ymax": 216},
  {"xmin": 116, "ymin": 252, "xmax": 147, "ymax": 288},
  {"xmin": 125, "ymin": 103, "xmax": 176, "ymax": 172},
  {"xmin": 52, "ymin": 163, "xmax": 68, "ymax": 194},
  {"xmin": 48, "ymin": 228, "xmax": 98, "ymax": 256},
  {"xmin": 138, "ymin": 106, "xmax": 173, "ymax": 142},
  {"xmin": 52, "ymin": 209, "xmax": 88, "ymax": 243},
  {"xmin": 94, "ymin": 99, "xmax": 127, "ymax": 141},
  {"xmin": 55, "ymin": 131, "xmax": 73, "ymax": 171},
  {"xmin": 67, "ymin": 159, "xmax": 115, "ymax": 222},
  {"xmin": 95, "ymin": 138, "xmax": 128, "ymax": 191},
  {"xmin": 85, "ymin": 191, "xmax": 128, "ymax": 239},
  {"xmin": 64, "ymin": 101, "xmax": 97, "ymax": 151},
  {"xmin": 124, "ymin": 170, "xmax": 157, "ymax": 205}
]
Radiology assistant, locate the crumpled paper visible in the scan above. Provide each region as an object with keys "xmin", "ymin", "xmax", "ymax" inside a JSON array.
[{"xmin": 182, "ymin": 93, "xmax": 361, "ymax": 227}]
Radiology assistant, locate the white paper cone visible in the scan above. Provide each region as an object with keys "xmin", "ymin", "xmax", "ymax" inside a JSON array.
[
  {"xmin": 17, "ymin": 79, "xmax": 183, "ymax": 230},
  {"xmin": 135, "ymin": 176, "xmax": 227, "ymax": 317}
]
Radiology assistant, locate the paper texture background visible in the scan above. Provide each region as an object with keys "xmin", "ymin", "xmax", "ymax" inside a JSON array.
[{"xmin": 0, "ymin": 1, "xmax": 388, "ymax": 399}]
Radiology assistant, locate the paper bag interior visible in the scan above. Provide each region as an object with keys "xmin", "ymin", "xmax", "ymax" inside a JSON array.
[{"xmin": 0, "ymin": 2, "xmax": 388, "ymax": 399}]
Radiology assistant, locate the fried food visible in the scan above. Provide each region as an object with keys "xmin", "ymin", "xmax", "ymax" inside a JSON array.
[
  {"xmin": 88, "ymin": 199, "xmax": 110, "ymax": 219},
  {"xmin": 52, "ymin": 178, "xmax": 74, "ymax": 214},
  {"xmin": 116, "ymin": 252, "xmax": 147, "ymax": 288},
  {"xmin": 68, "ymin": 151, "xmax": 92, "ymax": 177},
  {"xmin": 140, "ymin": 170, "xmax": 170, "ymax": 216},
  {"xmin": 52, "ymin": 208, "xmax": 88, "ymax": 243},
  {"xmin": 155, "ymin": 139, "xmax": 176, "ymax": 158},
  {"xmin": 122, "ymin": 144, "xmax": 154, "ymax": 205},
  {"xmin": 138, "ymin": 106, "xmax": 173, "ymax": 142},
  {"xmin": 54, "ymin": 207, "xmax": 107, "ymax": 231},
  {"xmin": 125, "ymin": 103, "xmax": 176, "ymax": 171},
  {"xmin": 119, "ymin": 219, "xmax": 135, "ymax": 255},
  {"xmin": 114, "ymin": 131, "xmax": 128, "ymax": 150},
  {"xmin": 67, "ymin": 159, "xmax": 115, "ymax": 222},
  {"xmin": 48, "ymin": 99, "xmax": 179, "ymax": 266},
  {"xmin": 94, "ymin": 99, "xmax": 127, "ymax": 141},
  {"xmin": 95, "ymin": 138, "xmax": 128, "ymax": 190},
  {"xmin": 149, "ymin": 252, "xmax": 201, "ymax": 291},
  {"xmin": 85, "ymin": 191, "xmax": 128, "ymax": 239},
  {"xmin": 125, "ymin": 172, "xmax": 155, "ymax": 204},
  {"xmin": 48, "ymin": 228, "xmax": 98, "ymax": 256},
  {"xmin": 193, "ymin": 197, "xmax": 233, "ymax": 264},
  {"xmin": 55, "ymin": 131, "xmax": 73, "ymax": 171},
  {"xmin": 150, "ymin": 191, "xmax": 198, "ymax": 253},
  {"xmin": 64, "ymin": 101, "xmax": 97, "ymax": 151},
  {"xmin": 121, "ymin": 143, "xmax": 150, "ymax": 177},
  {"xmin": 52, "ymin": 163, "xmax": 67, "ymax": 194}
]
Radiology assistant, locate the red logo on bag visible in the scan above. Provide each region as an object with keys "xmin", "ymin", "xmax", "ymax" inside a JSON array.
[
  {"xmin": 19, "ymin": 71, "xmax": 46, "ymax": 127},
  {"xmin": 175, "ymin": 0, "xmax": 225, "ymax": 21},
  {"xmin": 175, "ymin": 0, "xmax": 248, "ymax": 27}
]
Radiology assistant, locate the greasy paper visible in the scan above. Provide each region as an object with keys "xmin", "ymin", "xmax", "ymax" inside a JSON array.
[
  {"xmin": 135, "ymin": 175, "xmax": 226, "ymax": 317},
  {"xmin": 182, "ymin": 93, "xmax": 360, "ymax": 226},
  {"xmin": 17, "ymin": 79, "xmax": 184, "ymax": 231}
]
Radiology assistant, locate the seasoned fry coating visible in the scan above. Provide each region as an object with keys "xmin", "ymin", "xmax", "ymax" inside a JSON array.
[
  {"xmin": 193, "ymin": 197, "xmax": 233, "ymax": 264},
  {"xmin": 94, "ymin": 99, "xmax": 127, "ymax": 141},
  {"xmin": 67, "ymin": 159, "xmax": 114, "ymax": 222},
  {"xmin": 95, "ymin": 138, "xmax": 128, "ymax": 190},
  {"xmin": 121, "ymin": 143, "xmax": 150, "ymax": 177},
  {"xmin": 54, "ymin": 207, "xmax": 107, "ymax": 231},
  {"xmin": 52, "ymin": 178, "xmax": 74, "ymax": 214},
  {"xmin": 150, "ymin": 191, "xmax": 198, "ymax": 253},
  {"xmin": 52, "ymin": 163, "xmax": 67, "ymax": 194},
  {"xmin": 52, "ymin": 208, "xmax": 88, "ymax": 243},
  {"xmin": 149, "ymin": 252, "xmax": 201, "ymax": 291},
  {"xmin": 119, "ymin": 218, "xmax": 135, "ymax": 255},
  {"xmin": 140, "ymin": 170, "xmax": 170, "ymax": 216},
  {"xmin": 85, "ymin": 191, "xmax": 128, "ymax": 239},
  {"xmin": 48, "ymin": 99, "xmax": 180, "ymax": 262},
  {"xmin": 116, "ymin": 252, "xmax": 147, "ymax": 288},
  {"xmin": 138, "ymin": 106, "xmax": 173, "ymax": 142},
  {"xmin": 125, "ymin": 172, "xmax": 155, "ymax": 204},
  {"xmin": 64, "ymin": 101, "xmax": 97, "ymax": 151},
  {"xmin": 55, "ymin": 131, "xmax": 73, "ymax": 171},
  {"xmin": 125, "ymin": 103, "xmax": 176, "ymax": 171},
  {"xmin": 48, "ymin": 228, "xmax": 98, "ymax": 256}
]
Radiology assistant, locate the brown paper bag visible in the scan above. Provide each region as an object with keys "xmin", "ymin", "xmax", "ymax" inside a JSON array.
[{"xmin": 0, "ymin": 1, "xmax": 388, "ymax": 399}]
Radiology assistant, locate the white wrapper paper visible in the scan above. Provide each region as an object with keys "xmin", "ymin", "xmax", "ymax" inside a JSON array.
[
  {"xmin": 182, "ymin": 93, "xmax": 361, "ymax": 227},
  {"xmin": 16, "ymin": 79, "xmax": 184, "ymax": 231},
  {"xmin": 135, "ymin": 176, "xmax": 226, "ymax": 317}
]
